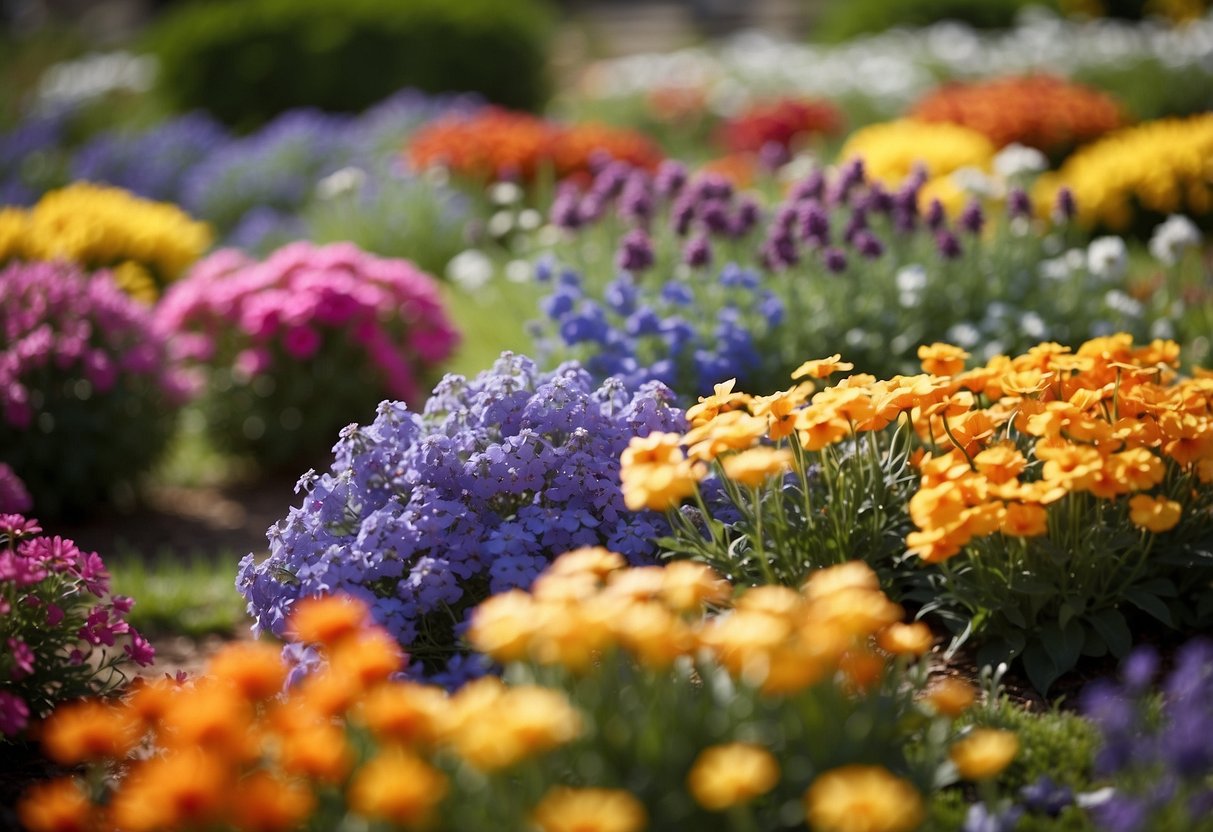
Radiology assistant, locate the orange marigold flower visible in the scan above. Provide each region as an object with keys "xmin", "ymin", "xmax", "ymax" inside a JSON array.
[
  {"xmin": 17, "ymin": 778, "xmax": 93, "ymax": 832},
  {"xmin": 1128, "ymin": 493, "xmax": 1183, "ymax": 533},
  {"xmin": 531, "ymin": 787, "xmax": 648, "ymax": 832},
  {"xmin": 208, "ymin": 641, "xmax": 287, "ymax": 700},
  {"xmin": 348, "ymin": 748, "xmax": 448, "ymax": 827},
  {"xmin": 329, "ymin": 627, "xmax": 407, "ymax": 689},
  {"xmin": 1000, "ymin": 502, "xmax": 1049, "ymax": 537},
  {"xmin": 620, "ymin": 432, "xmax": 704, "ymax": 511},
  {"xmin": 288, "ymin": 594, "xmax": 370, "ymax": 648},
  {"xmin": 547, "ymin": 546, "xmax": 628, "ymax": 579},
  {"xmin": 229, "ymin": 770, "xmax": 315, "ymax": 832},
  {"xmin": 918, "ymin": 342, "xmax": 970, "ymax": 376},
  {"xmin": 467, "ymin": 589, "xmax": 542, "ymax": 664},
  {"xmin": 877, "ymin": 621, "xmax": 935, "ymax": 656},
  {"xmin": 804, "ymin": 765, "xmax": 925, "ymax": 832},
  {"xmin": 659, "ymin": 560, "xmax": 732, "ymax": 611},
  {"xmin": 950, "ymin": 729, "xmax": 1020, "ymax": 781},
  {"xmin": 792, "ymin": 354, "xmax": 854, "ymax": 380},
  {"xmin": 922, "ymin": 677, "xmax": 978, "ymax": 717},
  {"xmin": 277, "ymin": 720, "xmax": 353, "ymax": 783},
  {"xmin": 687, "ymin": 742, "xmax": 780, "ymax": 810},
  {"xmin": 108, "ymin": 749, "xmax": 230, "ymax": 832},
  {"xmin": 973, "ymin": 443, "xmax": 1028, "ymax": 485},
  {"xmin": 40, "ymin": 699, "xmax": 142, "ymax": 765},
  {"xmin": 358, "ymin": 682, "xmax": 448, "ymax": 746},
  {"xmin": 447, "ymin": 685, "xmax": 583, "ymax": 771}
]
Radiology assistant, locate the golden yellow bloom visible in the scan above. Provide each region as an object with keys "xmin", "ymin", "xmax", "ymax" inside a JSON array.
[
  {"xmin": 922, "ymin": 677, "xmax": 978, "ymax": 717},
  {"xmin": 612, "ymin": 600, "xmax": 695, "ymax": 668},
  {"xmin": 1000, "ymin": 502, "xmax": 1049, "ymax": 537},
  {"xmin": 687, "ymin": 378, "xmax": 752, "ymax": 426},
  {"xmin": 2, "ymin": 182, "xmax": 211, "ymax": 299},
  {"xmin": 229, "ymin": 770, "xmax": 316, "ymax": 832},
  {"xmin": 348, "ymin": 748, "xmax": 448, "ymax": 827},
  {"xmin": 547, "ymin": 546, "xmax": 628, "ymax": 578},
  {"xmin": 620, "ymin": 432, "xmax": 704, "ymax": 511},
  {"xmin": 16, "ymin": 778, "xmax": 93, "ymax": 832},
  {"xmin": 918, "ymin": 343, "xmax": 970, "ymax": 377},
  {"xmin": 804, "ymin": 765, "xmax": 926, "ymax": 832},
  {"xmin": 973, "ymin": 443, "xmax": 1027, "ymax": 485},
  {"xmin": 877, "ymin": 622, "xmax": 935, "ymax": 656},
  {"xmin": 1110, "ymin": 448, "xmax": 1166, "ymax": 492},
  {"xmin": 276, "ymin": 720, "xmax": 354, "ymax": 783},
  {"xmin": 792, "ymin": 354, "xmax": 855, "ymax": 380},
  {"xmin": 803, "ymin": 561, "xmax": 881, "ymax": 601},
  {"xmin": 531, "ymin": 787, "xmax": 648, "ymax": 832},
  {"xmin": 446, "ymin": 685, "xmax": 583, "ymax": 771},
  {"xmin": 659, "ymin": 559, "xmax": 732, "ymax": 611},
  {"xmin": 951, "ymin": 729, "xmax": 1019, "ymax": 781},
  {"xmin": 357, "ymin": 682, "xmax": 448, "ymax": 746},
  {"xmin": 1128, "ymin": 493, "xmax": 1183, "ymax": 533},
  {"xmin": 840, "ymin": 120, "xmax": 996, "ymax": 193},
  {"xmin": 687, "ymin": 742, "xmax": 780, "ymax": 810},
  {"xmin": 467, "ymin": 589, "xmax": 543, "ymax": 663},
  {"xmin": 685, "ymin": 410, "xmax": 769, "ymax": 460},
  {"xmin": 722, "ymin": 447, "xmax": 794, "ymax": 487}
]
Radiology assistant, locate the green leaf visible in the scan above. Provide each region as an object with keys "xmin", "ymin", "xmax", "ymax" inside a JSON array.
[
  {"xmin": 1088, "ymin": 608, "xmax": 1132, "ymax": 658},
  {"xmin": 1134, "ymin": 577, "xmax": 1178, "ymax": 598},
  {"xmin": 1022, "ymin": 641, "xmax": 1061, "ymax": 695},
  {"xmin": 1124, "ymin": 589, "xmax": 1174, "ymax": 627},
  {"xmin": 1039, "ymin": 619, "xmax": 1083, "ymax": 679}
]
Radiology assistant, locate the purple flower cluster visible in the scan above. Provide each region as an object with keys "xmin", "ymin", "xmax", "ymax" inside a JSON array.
[
  {"xmin": 0, "ymin": 109, "xmax": 71, "ymax": 206},
  {"xmin": 0, "ymin": 514, "xmax": 154, "ymax": 738},
  {"xmin": 157, "ymin": 241, "xmax": 459, "ymax": 467},
  {"xmin": 1079, "ymin": 640, "xmax": 1213, "ymax": 832},
  {"xmin": 236, "ymin": 352, "xmax": 684, "ymax": 683},
  {"xmin": 70, "ymin": 112, "xmax": 231, "ymax": 204},
  {"xmin": 0, "ymin": 261, "xmax": 188, "ymax": 518}
]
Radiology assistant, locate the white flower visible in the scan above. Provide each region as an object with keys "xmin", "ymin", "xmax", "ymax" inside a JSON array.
[
  {"xmin": 1104, "ymin": 289, "xmax": 1143, "ymax": 318},
  {"xmin": 1087, "ymin": 236, "xmax": 1128, "ymax": 281},
  {"xmin": 315, "ymin": 167, "xmax": 366, "ymax": 200},
  {"xmin": 446, "ymin": 249, "xmax": 494, "ymax": 292},
  {"xmin": 951, "ymin": 167, "xmax": 1001, "ymax": 198},
  {"xmin": 1148, "ymin": 214, "xmax": 1202, "ymax": 265},
  {"xmin": 993, "ymin": 143, "xmax": 1047, "ymax": 179},
  {"xmin": 489, "ymin": 182, "xmax": 524, "ymax": 207},
  {"xmin": 895, "ymin": 264, "xmax": 928, "ymax": 293}
]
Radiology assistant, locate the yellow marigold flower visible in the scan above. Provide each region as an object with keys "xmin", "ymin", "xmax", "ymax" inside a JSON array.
[
  {"xmin": 797, "ymin": 411, "xmax": 852, "ymax": 451},
  {"xmin": 685, "ymin": 410, "xmax": 769, "ymax": 460},
  {"xmin": 877, "ymin": 621, "xmax": 935, "ymax": 656},
  {"xmin": 810, "ymin": 587, "xmax": 904, "ymax": 638},
  {"xmin": 448, "ymin": 685, "xmax": 583, "ymax": 771},
  {"xmin": 792, "ymin": 353, "xmax": 855, "ymax": 380},
  {"xmin": 686, "ymin": 378, "xmax": 751, "ymax": 426},
  {"xmin": 288, "ymin": 594, "xmax": 370, "ymax": 648},
  {"xmin": 1002, "ymin": 368, "xmax": 1054, "ymax": 396},
  {"xmin": 922, "ymin": 677, "xmax": 978, "ymax": 717},
  {"xmin": 40, "ymin": 699, "xmax": 142, "ymax": 764},
  {"xmin": 159, "ymin": 681, "xmax": 256, "ymax": 757},
  {"xmin": 918, "ymin": 343, "xmax": 970, "ymax": 376},
  {"xmin": 1035, "ymin": 113, "xmax": 1213, "ymax": 231},
  {"xmin": 293, "ymin": 668, "xmax": 361, "ymax": 718},
  {"xmin": 804, "ymin": 764, "xmax": 926, "ymax": 832},
  {"xmin": 357, "ymin": 682, "xmax": 448, "ymax": 746},
  {"xmin": 620, "ymin": 432, "xmax": 704, "ymax": 511},
  {"xmin": 208, "ymin": 641, "xmax": 288, "ymax": 701},
  {"xmin": 687, "ymin": 742, "xmax": 780, "ymax": 811},
  {"xmin": 721, "ymin": 446, "xmax": 794, "ymax": 487},
  {"xmin": 612, "ymin": 600, "xmax": 695, "ymax": 668},
  {"xmin": 950, "ymin": 729, "xmax": 1020, "ymax": 781},
  {"xmin": 16, "ymin": 778, "xmax": 93, "ymax": 832},
  {"xmin": 1110, "ymin": 448, "xmax": 1166, "ymax": 492},
  {"xmin": 277, "ymin": 720, "xmax": 353, "ymax": 783},
  {"xmin": 659, "ymin": 559, "xmax": 732, "ymax": 611},
  {"xmin": 738, "ymin": 584, "xmax": 804, "ymax": 615},
  {"xmin": 973, "ymin": 443, "xmax": 1028, "ymax": 485},
  {"xmin": 1000, "ymin": 502, "xmax": 1049, "ymax": 537},
  {"xmin": 752, "ymin": 386, "xmax": 809, "ymax": 440},
  {"xmin": 840, "ymin": 647, "xmax": 887, "ymax": 692},
  {"xmin": 803, "ymin": 561, "xmax": 881, "ymax": 601},
  {"xmin": 348, "ymin": 748, "xmax": 448, "ymax": 827},
  {"xmin": 531, "ymin": 787, "xmax": 648, "ymax": 832},
  {"xmin": 467, "ymin": 589, "xmax": 543, "ymax": 663},
  {"xmin": 547, "ymin": 546, "xmax": 628, "ymax": 578},
  {"xmin": 1199, "ymin": 457, "xmax": 1213, "ymax": 484},
  {"xmin": 1128, "ymin": 493, "xmax": 1183, "ymax": 533},
  {"xmin": 840, "ymin": 119, "xmax": 996, "ymax": 191},
  {"xmin": 229, "ymin": 770, "xmax": 316, "ymax": 832}
]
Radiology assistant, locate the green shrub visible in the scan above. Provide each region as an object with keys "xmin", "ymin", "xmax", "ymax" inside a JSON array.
[
  {"xmin": 811, "ymin": 0, "xmax": 1059, "ymax": 41},
  {"xmin": 145, "ymin": 0, "xmax": 555, "ymax": 128}
]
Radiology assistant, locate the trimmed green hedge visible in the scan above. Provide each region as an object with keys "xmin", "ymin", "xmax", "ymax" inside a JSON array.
[{"xmin": 145, "ymin": 0, "xmax": 555, "ymax": 127}]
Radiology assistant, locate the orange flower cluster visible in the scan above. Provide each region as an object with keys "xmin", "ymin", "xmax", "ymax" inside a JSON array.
[
  {"xmin": 716, "ymin": 97, "xmax": 845, "ymax": 155},
  {"xmin": 620, "ymin": 336, "xmax": 1213, "ymax": 567},
  {"xmin": 911, "ymin": 75, "xmax": 1125, "ymax": 156},
  {"xmin": 406, "ymin": 107, "xmax": 663, "ymax": 184}
]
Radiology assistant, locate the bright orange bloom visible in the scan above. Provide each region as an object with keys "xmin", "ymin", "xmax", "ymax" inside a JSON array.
[
  {"xmin": 107, "ymin": 749, "xmax": 230, "ymax": 832},
  {"xmin": 229, "ymin": 771, "xmax": 315, "ymax": 832},
  {"xmin": 721, "ymin": 447, "xmax": 794, "ymax": 487},
  {"xmin": 1128, "ymin": 494, "xmax": 1183, "ymax": 533},
  {"xmin": 39, "ymin": 700, "xmax": 142, "ymax": 764},
  {"xmin": 950, "ymin": 729, "xmax": 1020, "ymax": 781},
  {"xmin": 620, "ymin": 432, "xmax": 704, "ymax": 511},
  {"xmin": 208, "ymin": 641, "xmax": 287, "ymax": 701},
  {"xmin": 531, "ymin": 787, "xmax": 648, "ymax": 832},
  {"xmin": 1000, "ymin": 502, "xmax": 1049, "ymax": 537},
  {"xmin": 804, "ymin": 765, "xmax": 925, "ymax": 832},
  {"xmin": 358, "ymin": 682, "xmax": 448, "ymax": 747},
  {"xmin": 918, "ymin": 343, "xmax": 970, "ymax": 376},
  {"xmin": 687, "ymin": 742, "xmax": 780, "ymax": 810},
  {"xmin": 288, "ymin": 594, "xmax": 370, "ymax": 647},
  {"xmin": 17, "ymin": 778, "xmax": 93, "ymax": 832},
  {"xmin": 792, "ymin": 354, "xmax": 854, "ymax": 380},
  {"xmin": 922, "ymin": 677, "xmax": 977, "ymax": 717},
  {"xmin": 877, "ymin": 622, "xmax": 935, "ymax": 656}
]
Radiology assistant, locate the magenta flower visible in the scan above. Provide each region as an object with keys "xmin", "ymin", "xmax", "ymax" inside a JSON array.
[
  {"xmin": 0, "ymin": 690, "xmax": 30, "ymax": 737},
  {"xmin": 7, "ymin": 638, "xmax": 34, "ymax": 679},
  {"xmin": 124, "ymin": 629, "xmax": 156, "ymax": 667}
]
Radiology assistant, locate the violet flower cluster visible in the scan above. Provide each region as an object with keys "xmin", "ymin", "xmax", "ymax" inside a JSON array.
[
  {"xmin": 237, "ymin": 352, "xmax": 684, "ymax": 684},
  {"xmin": 1079, "ymin": 640, "xmax": 1213, "ymax": 832},
  {"xmin": 157, "ymin": 241, "xmax": 459, "ymax": 468},
  {"xmin": 0, "ymin": 513, "xmax": 154, "ymax": 739},
  {"xmin": 0, "ymin": 464, "xmax": 31, "ymax": 515},
  {"xmin": 0, "ymin": 261, "xmax": 189, "ymax": 518},
  {"xmin": 536, "ymin": 156, "xmax": 1154, "ymax": 394}
]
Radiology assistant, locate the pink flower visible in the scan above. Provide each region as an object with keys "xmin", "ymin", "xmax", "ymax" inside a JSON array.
[
  {"xmin": 282, "ymin": 325, "xmax": 322, "ymax": 359},
  {"xmin": 0, "ymin": 463, "xmax": 31, "ymax": 514},
  {"xmin": 46, "ymin": 602, "xmax": 64, "ymax": 626},
  {"xmin": 80, "ymin": 606, "xmax": 126, "ymax": 647},
  {"xmin": 7, "ymin": 637, "xmax": 34, "ymax": 680},
  {"xmin": 0, "ymin": 690, "xmax": 29, "ymax": 737},
  {"xmin": 234, "ymin": 346, "xmax": 273, "ymax": 380},
  {"xmin": 83, "ymin": 349, "xmax": 118, "ymax": 392},
  {"xmin": 124, "ymin": 629, "xmax": 155, "ymax": 667}
]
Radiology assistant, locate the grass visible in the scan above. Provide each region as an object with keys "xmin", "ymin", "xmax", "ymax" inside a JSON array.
[
  {"xmin": 109, "ymin": 552, "xmax": 251, "ymax": 639},
  {"xmin": 440, "ymin": 274, "xmax": 545, "ymax": 379}
]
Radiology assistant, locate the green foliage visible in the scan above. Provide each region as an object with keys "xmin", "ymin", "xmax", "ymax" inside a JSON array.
[
  {"xmin": 1074, "ymin": 58, "xmax": 1213, "ymax": 122},
  {"xmin": 109, "ymin": 554, "xmax": 250, "ymax": 638},
  {"xmin": 969, "ymin": 696, "xmax": 1099, "ymax": 793},
  {"xmin": 145, "ymin": 0, "xmax": 556, "ymax": 128},
  {"xmin": 810, "ymin": 0, "xmax": 1058, "ymax": 42}
]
